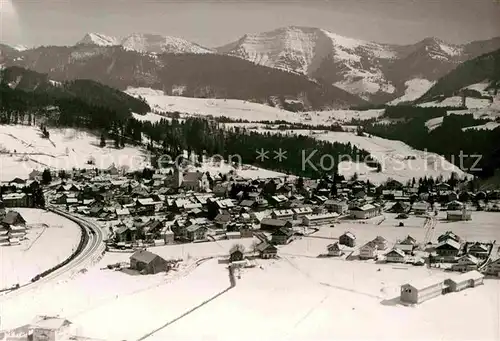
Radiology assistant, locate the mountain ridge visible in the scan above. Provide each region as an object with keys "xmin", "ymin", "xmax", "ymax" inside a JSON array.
[
  {"xmin": 1, "ymin": 46, "xmax": 367, "ymax": 110},
  {"xmin": 4, "ymin": 27, "xmax": 500, "ymax": 105},
  {"xmin": 75, "ymin": 32, "xmax": 214, "ymax": 54}
]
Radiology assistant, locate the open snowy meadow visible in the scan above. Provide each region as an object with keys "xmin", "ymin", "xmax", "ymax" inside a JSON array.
[
  {"xmin": 1, "ymin": 211, "xmax": 499, "ymax": 340},
  {"xmin": 0, "ymin": 208, "xmax": 81, "ymax": 290},
  {"xmin": 125, "ymin": 87, "xmax": 384, "ymax": 125}
]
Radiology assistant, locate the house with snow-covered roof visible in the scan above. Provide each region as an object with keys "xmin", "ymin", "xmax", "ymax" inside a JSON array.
[
  {"xmin": 450, "ymin": 254, "xmax": 480, "ymax": 272},
  {"xmin": 359, "ymin": 241, "xmax": 377, "ymax": 260},
  {"xmin": 400, "ymin": 276, "xmax": 445, "ymax": 304},
  {"xmin": 385, "ymin": 248, "xmax": 406, "ymax": 263},
  {"xmin": 339, "ymin": 232, "xmax": 356, "ymax": 247},
  {"xmin": 327, "ymin": 242, "xmax": 343, "ymax": 257},
  {"xmin": 349, "ymin": 203, "xmax": 381, "ymax": 219}
]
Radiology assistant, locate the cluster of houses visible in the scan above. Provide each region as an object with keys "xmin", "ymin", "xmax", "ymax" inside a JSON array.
[
  {"xmin": 0, "ymin": 177, "xmax": 41, "ymax": 208},
  {"xmin": 322, "ymin": 228, "xmax": 499, "ymax": 276},
  {"xmin": 2, "ymin": 164, "xmax": 499, "ymax": 275},
  {"xmin": 0, "ymin": 210, "xmax": 27, "ymax": 246},
  {"xmin": 325, "ymin": 232, "xmax": 422, "ymax": 264},
  {"xmin": 389, "ymin": 198, "xmax": 473, "ymax": 221},
  {"xmin": 39, "ymin": 165, "xmax": 395, "ymax": 251}
]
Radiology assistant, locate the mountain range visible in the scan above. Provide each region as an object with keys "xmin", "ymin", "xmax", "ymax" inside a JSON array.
[{"xmin": 2, "ymin": 26, "xmax": 500, "ymax": 106}]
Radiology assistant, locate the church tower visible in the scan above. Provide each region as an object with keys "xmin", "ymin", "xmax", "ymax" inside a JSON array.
[{"xmin": 173, "ymin": 166, "xmax": 183, "ymax": 189}]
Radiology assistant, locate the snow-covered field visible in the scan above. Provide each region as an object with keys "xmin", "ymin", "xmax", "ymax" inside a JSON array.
[
  {"xmin": 316, "ymin": 131, "xmax": 471, "ymax": 183},
  {"xmin": 0, "ymin": 209, "xmax": 81, "ymax": 290},
  {"xmin": 0, "ymin": 124, "xmax": 287, "ymax": 182},
  {"xmin": 389, "ymin": 78, "xmax": 435, "ymax": 105},
  {"xmin": 425, "ymin": 105, "xmax": 500, "ymax": 132},
  {"xmin": 463, "ymin": 122, "xmax": 500, "ymax": 131},
  {"xmin": 184, "ymin": 159, "xmax": 288, "ymax": 180},
  {"xmin": 2, "ymin": 212, "xmax": 499, "ymax": 340},
  {"xmin": 425, "ymin": 116, "xmax": 445, "ymax": 131},
  {"xmin": 302, "ymin": 108, "xmax": 384, "ymax": 123},
  {"xmin": 464, "ymin": 82, "xmax": 493, "ymax": 97},
  {"xmin": 0, "ymin": 238, "xmax": 257, "ymax": 337},
  {"xmin": 418, "ymin": 96, "xmax": 491, "ymax": 109},
  {"xmin": 244, "ymin": 128, "xmax": 471, "ymax": 184},
  {"xmin": 126, "ymin": 87, "xmax": 303, "ymax": 123},
  {"xmin": 132, "ymin": 112, "xmax": 171, "ymax": 123},
  {"xmin": 150, "ymin": 259, "xmax": 499, "ymax": 341},
  {"xmin": 103, "ymin": 237, "xmax": 259, "ymax": 265},
  {"xmin": 126, "ymin": 87, "xmax": 383, "ymax": 125},
  {"xmin": 0, "ymin": 125, "xmax": 150, "ymax": 182}
]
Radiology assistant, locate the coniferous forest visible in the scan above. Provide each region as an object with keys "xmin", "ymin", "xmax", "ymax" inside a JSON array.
[{"xmin": 139, "ymin": 118, "xmax": 379, "ymax": 179}]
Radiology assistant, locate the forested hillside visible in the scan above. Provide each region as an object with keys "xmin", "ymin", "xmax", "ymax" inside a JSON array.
[
  {"xmin": 417, "ymin": 48, "xmax": 500, "ymax": 103},
  {"xmin": 138, "ymin": 117, "xmax": 379, "ymax": 179},
  {"xmin": 365, "ymin": 106, "xmax": 500, "ymax": 178},
  {"xmin": 0, "ymin": 66, "xmax": 150, "ymax": 129}
]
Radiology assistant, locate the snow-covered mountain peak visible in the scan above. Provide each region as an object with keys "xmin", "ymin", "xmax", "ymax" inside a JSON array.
[
  {"xmin": 217, "ymin": 26, "xmax": 398, "ymax": 100},
  {"xmin": 121, "ymin": 33, "xmax": 214, "ymax": 54},
  {"xmin": 77, "ymin": 33, "xmax": 121, "ymax": 46},
  {"xmin": 12, "ymin": 45, "xmax": 29, "ymax": 52},
  {"xmin": 416, "ymin": 37, "xmax": 463, "ymax": 59}
]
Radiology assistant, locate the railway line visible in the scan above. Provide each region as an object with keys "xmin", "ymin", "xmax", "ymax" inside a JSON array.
[{"xmin": 0, "ymin": 206, "xmax": 105, "ymax": 302}]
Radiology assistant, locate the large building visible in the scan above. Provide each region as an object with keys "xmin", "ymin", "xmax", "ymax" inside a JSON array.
[
  {"xmin": 447, "ymin": 208, "xmax": 472, "ymax": 221},
  {"xmin": 400, "ymin": 276, "xmax": 446, "ymax": 304},
  {"xmin": 444, "ymin": 271, "xmax": 484, "ymax": 292},
  {"xmin": 302, "ymin": 213, "xmax": 339, "ymax": 226},
  {"xmin": 30, "ymin": 316, "xmax": 74, "ymax": 341},
  {"xmin": 349, "ymin": 204, "xmax": 381, "ymax": 219},
  {"xmin": 412, "ymin": 201, "xmax": 430, "ymax": 215},
  {"xmin": 130, "ymin": 250, "xmax": 169, "ymax": 274},
  {"xmin": 400, "ymin": 271, "xmax": 484, "ymax": 304}
]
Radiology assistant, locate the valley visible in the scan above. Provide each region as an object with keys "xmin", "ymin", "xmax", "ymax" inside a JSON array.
[{"xmin": 1, "ymin": 4, "xmax": 500, "ymax": 341}]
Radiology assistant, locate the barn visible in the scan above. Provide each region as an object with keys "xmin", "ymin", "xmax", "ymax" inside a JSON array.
[
  {"xmin": 130, "ymin": 250, "xmax": 169, "ymax": 274},
  {"xmin": 400, "ymin": 276, "xmax": 445, "ymax": 304},
  {"xmin": 444, "ymin": 270, "xmax": 484, "ymax": 292}
]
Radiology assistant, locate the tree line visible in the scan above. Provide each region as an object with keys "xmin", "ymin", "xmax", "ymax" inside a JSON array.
[{"xmin": 134, "ymin": 117, "xmax": 379, "ymax": 179}]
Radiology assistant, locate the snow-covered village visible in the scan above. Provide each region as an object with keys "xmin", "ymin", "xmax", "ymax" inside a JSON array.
[{"xmin": 1, "ymin": 0, "xmax": 500, "ymax": 340}]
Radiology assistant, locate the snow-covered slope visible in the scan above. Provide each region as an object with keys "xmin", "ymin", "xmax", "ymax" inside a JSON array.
[
  {"xmin": 245, "ymin": 128, "xmax": 471, "ymax": 184},
  {"xmin": 462, "ymin": 122, "xmax": 500, "ymax": 131},
  {"xmin": 218, "ymin": 26, "xmax": 395, "ymax": 74},
  {"xmin": 424, "ymin": 98, "xmax": 500, "ymax": 131},
  {"xmin": 0, "ymin": 125, "xmax": 150, "ymax": 181},
  {"xmin": 75, "ymin": 32, "xmax": 214, "ymax": 54},
  {"xmin": 418, "ymin": 96, "xmax": 491, "ymax": 109},
  {"xmin": 121, "ymin": 33, "xmax": 214, "ymax": 54},
  {"xmin": 388, "ymin": 78, "xmax": 436, "ymax": 105},
  {"xmin": 12, "ymin": 45, "xmax": 29, "ymax": 52},
  {"xmin": 316, "ymin": 131, "xmax": 473, "ymax": 184},
  {"xmin": 126, "ymin": 87, "xmax": 382, "ymax": 125},
  {"xmin": 76, "ymin": 33, "xmax": 121, "ymax": 46}
]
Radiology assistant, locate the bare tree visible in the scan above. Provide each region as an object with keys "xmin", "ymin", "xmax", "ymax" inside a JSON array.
[
  {"xmin": 250, "ymin": 240, "xmax": 260, "ymax": 255},
  {"xmin": 229, "ymin": 243, "xmax": 246, "ymax": 255}
]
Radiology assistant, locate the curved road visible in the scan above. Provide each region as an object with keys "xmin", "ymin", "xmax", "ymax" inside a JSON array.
[{"xmin": 0, "ymin": 206, "xmax": 104, "ymax": 302}]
